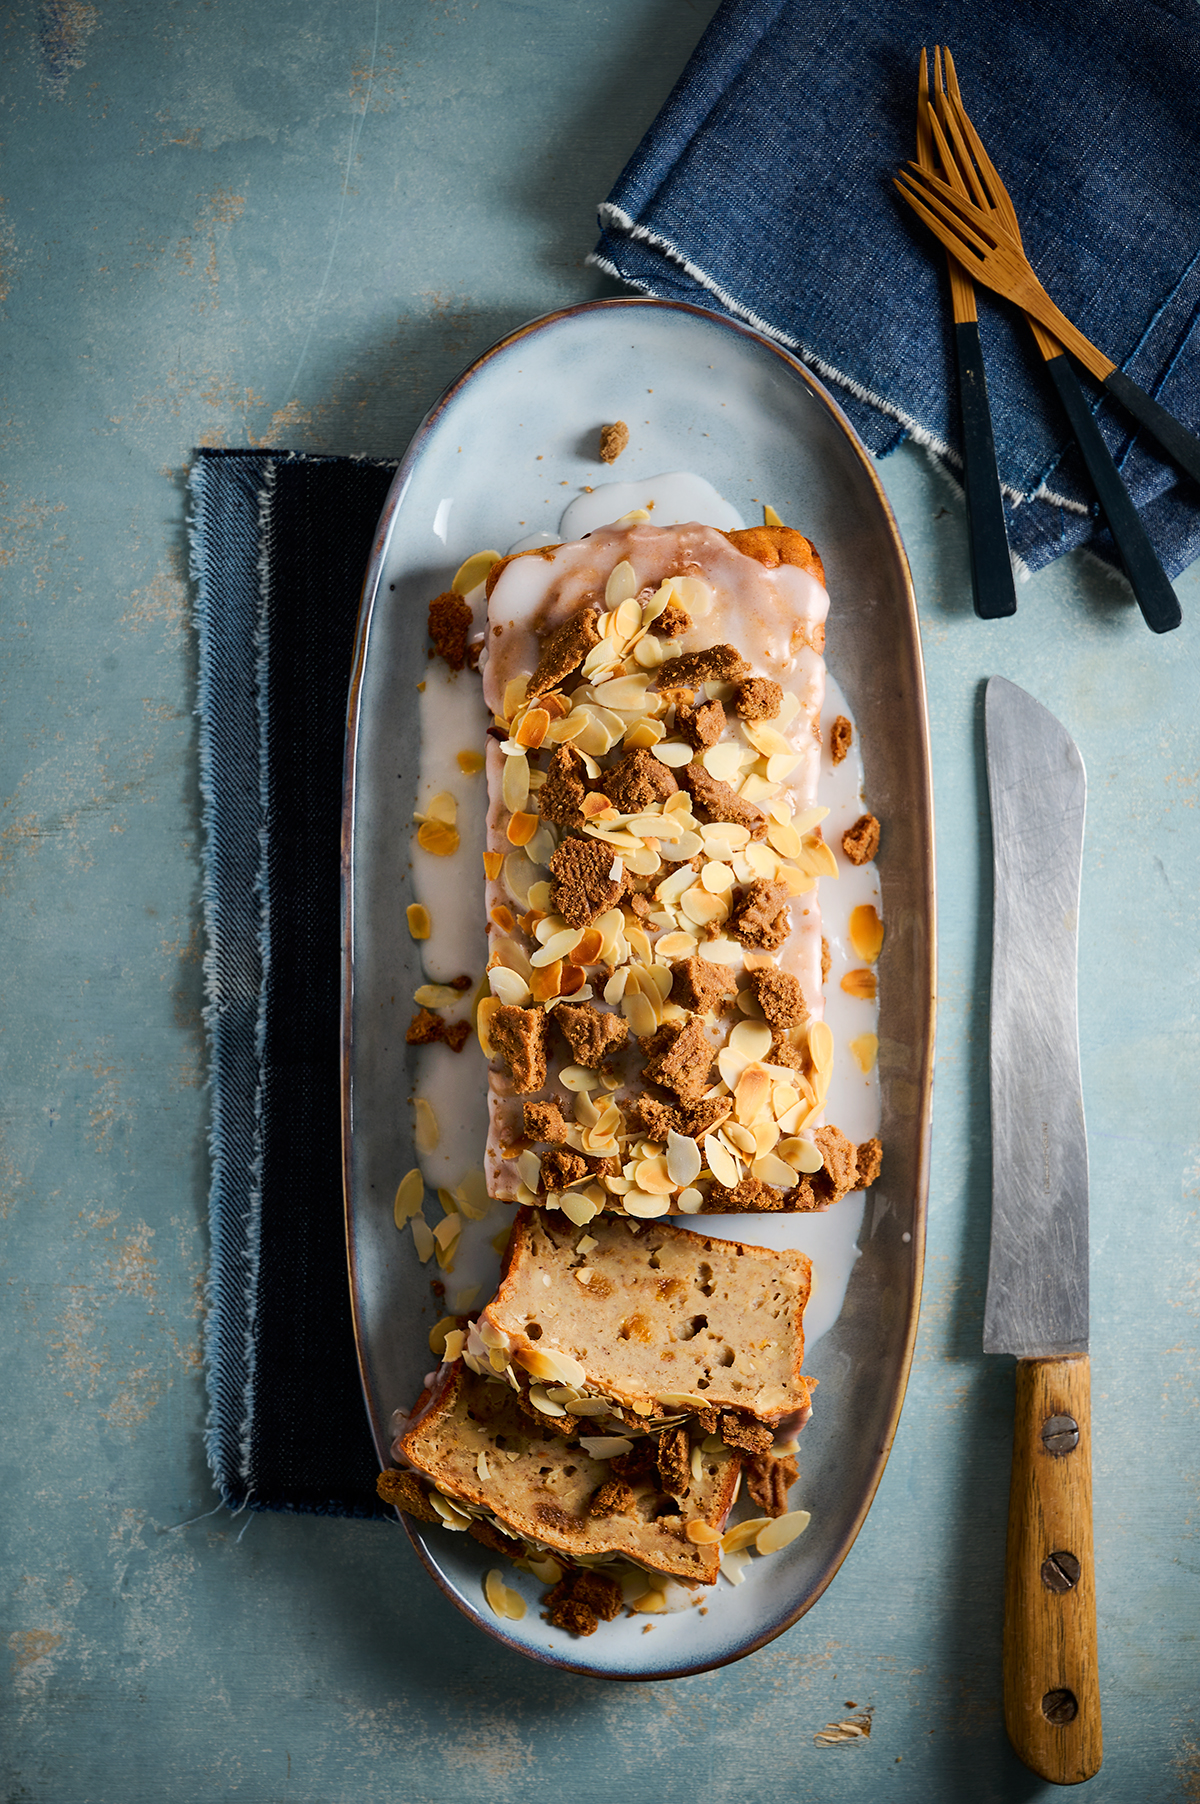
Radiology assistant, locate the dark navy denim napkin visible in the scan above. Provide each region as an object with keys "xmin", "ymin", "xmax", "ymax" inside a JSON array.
[
  {"xmin": 191, "ymin": 448, "xmax": 396, "ymax": 1518},
  {"xmin": 593, "ymin": 0, "xmax": 1200, "ymax": 580}
]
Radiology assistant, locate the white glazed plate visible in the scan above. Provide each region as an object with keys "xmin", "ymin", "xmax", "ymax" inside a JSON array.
[{"xmin": 342, "ymin": 298, "xmax": 935, "ymax": 1678}]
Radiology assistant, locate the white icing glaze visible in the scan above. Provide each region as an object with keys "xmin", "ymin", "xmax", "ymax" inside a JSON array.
[{"xmin": 405, "ymin": 479, "xmax": 880, "ymax": 1351}]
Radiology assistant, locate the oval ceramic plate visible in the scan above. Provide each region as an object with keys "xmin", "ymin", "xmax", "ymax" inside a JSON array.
[{"xmin": 342, "ymin": 298, "xmax": 935, "ymax": 1678}]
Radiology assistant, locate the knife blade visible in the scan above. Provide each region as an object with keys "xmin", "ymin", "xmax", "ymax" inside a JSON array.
[{"xmin": 984, "ymin": 676, "xmax": 1101, "ymax": 1785}]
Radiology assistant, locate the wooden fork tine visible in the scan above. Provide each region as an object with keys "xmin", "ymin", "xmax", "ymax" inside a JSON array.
[
  {"xmin": 895, "ymin": 170, "xmax": 993, "ymax": 267},
  {"xmin": 931, "ymin": 49, "xmax": 994, "ymax": 215},
  {"xmin": 940, "ymin": 48, "xmax": 1022, "ymax": 240},
  {"xmin": 916, "ymin": 47, "xmax": 935, "ymax": 172}
]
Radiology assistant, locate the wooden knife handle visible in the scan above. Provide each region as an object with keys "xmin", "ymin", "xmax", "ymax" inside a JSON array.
[{"xmin": 1004, "ymin": 1355, "xmax": 1102, "ymax": 1784}]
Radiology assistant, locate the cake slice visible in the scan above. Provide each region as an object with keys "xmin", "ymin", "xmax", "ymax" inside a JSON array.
[
  {"xmin": 475, "ymin": 519, "xmax": 881, "ymax": 1215},
  {"xmin": 471, "ymin": 1206, "xmax": 814, "ymax": 1443},
  {"xmin": 395, "ymin": 1359, "xmax": 742, "ymax": 1585}
]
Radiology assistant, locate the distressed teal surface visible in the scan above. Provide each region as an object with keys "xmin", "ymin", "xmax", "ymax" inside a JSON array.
[{"xmin": 2, "ymin": 2, "xmax": 1197, "ymax": 1800}]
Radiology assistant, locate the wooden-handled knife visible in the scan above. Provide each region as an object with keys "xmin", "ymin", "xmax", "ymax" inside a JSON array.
[{"xmin": 984, "ymin": 676, "xmax": 1102, "ymax": 1784}]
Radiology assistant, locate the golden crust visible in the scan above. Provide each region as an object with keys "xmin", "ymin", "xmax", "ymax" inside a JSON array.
[{"xmin": 722, "ymin": 524, "xmax": 826, "ymax": 585}]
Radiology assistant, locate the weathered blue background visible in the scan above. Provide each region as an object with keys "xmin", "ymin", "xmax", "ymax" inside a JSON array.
[{"xmin": 2, "ymin": 2, "xmax": 1197, "ymax": 1799}]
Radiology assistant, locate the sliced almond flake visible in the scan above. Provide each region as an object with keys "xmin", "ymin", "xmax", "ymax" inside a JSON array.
[
  {"xmin": 432, "ymin": 1493, "xmax": 472, "ymax": 1531},
  {"xmin": 841, "ymin": 967, "xmax": 878, "ymax": 1001},
  {"xmin": 777, "ymin": 865, "xmax": 816, "ymax": 899},
  {"xmin": 433, "ymin": 1214, "xmax": 462, "ymax": 1253},
  {"xmin": 443, "ymin": 1328, "xmax": 467, "ymax": 1362},
  {"xmin": 652, "ymin": 740, "xmax": 694, "ymax": 769},
  {"xmin": 631, "ymin": 1589, "xmax": 668, "ymax": 1614},
  {"xmin": 528, "ymin": 1385, "xmax": 568, "ymax": 1418},
  {"xmin": 725, "ymin": 1122, "xmax": 757, "ymax": 1157},
  {"xmin": 502, "ymin": 850, "xmax": 538, "ymax": 908},
  {"xmin": 849, "ymin": 1032, "xmax": 879, "ymax": 1074},
  {"xmin": 776, "ymin": 1100, "xmax": 814, "ymax": 1136},
  {"xmin": 622, "ymin": 1190, "xmax": 672, "ymax": 1218},
  {"xmin": 741, "ymin": 720, "xmax": 793, "ymax": 759},
  {"xmin": 767, "ymin": 820, "xmax": 803, "ymax": 859},
  {"xmin": 624, "ymin": 844, "xmax": 662, "ymax": 877},
  {"xmin": 520, "ymin": 1345, "xmax": 588, "ymax": 1386},
  {"xmin": 574, "ymin": 1266, "xmax": 593, "ymax": 1286},
  {"xmin": 654, "ymin": 929, "xmax": 698, "ymax": 961},
  {"xmin": 531, "ymin": 926, "xmax": 585, "ymax": 967},
  {"xmin": 626, "ymin": 924, "xmax": 655, "ymax": 965},
  {"xmin": 526, "ymin": 824, "xmax": 556, "ymax": 867},
  {"xmin": 776, "ymin": 689, "xmax": 802, "ymax": 728},
  {"xmin": 622, "ymin": 989, "xmax": 660, "ymax": 1038},
  {"xmin": 682, "ymin": 1520, "xmax": 723, "ymax": 1545},
  {"xmin": 721, "ymin": 1515, "xmax": 774, "ymax": 1555},
  {"xmin": 393, "ymin": 1168, "xmax": 425, "ymax": 1227},
  {"xmin": 736, "ymin": 990, "xmax": 764, "ymax": 1019},
  {"xmin": 613, "ymin": 596, "xmax": 642, "ymax": 641},
  {"xmin": 729, "ymin": 1019, "xmax": 774, "ymax": 1063},
  {"xmin": 414, "ymin": 1097, "xmax": 440, "ymax": 1153},
  {"xmin": 437, "ymin": 1187, "xmax": 459, "ymax": 1216},
  {"xmin": 719, "ymin": 1549, "xmax": 750, "ymax": 1586},
  {"xmin": 704, "ymin": 1135, "xmax": 740, "ymax": 1188},
  {"xmin": 414, "ymin": 982, "xmax": 464, "ymax": 1009},
  {"xmin": 561, "ymin": 1193, "xmax": 601, "ymax": 1226},
  {"xmin": 680, "ymin": 885, "xmax": 728, "ymax": 927},
  {"xmin": 581, "ymin": 640, "xmax": 619, "ymax": 681},
  {"xmin": 516, "ymin": 1181, "xmax": 539, "ymax": 1207},
  {"xmin": 808, "ymin": 1020, "xmax": 835, "ymax": 1074},
  {"xmin": 603, "ymin": 968, "xmax": 629, "ymax": 1005},
  {"xmin": 765, "ymin": 751, "xmax": 803, "ymax": 783},
  {"xmin": 502, "ymin": 674, "xmax": 530, "ymax": 720},
  {"xmin": 488, "ymin": 966, "xmax": 532, "ymax": 1007},
  {"xmin": 417, "ymin": 819, "xmax": 460, "ymax": 857},
  {"xmin": 428, "ymin": 1315, "xmax": 458, "ymax": 1357},
  {"xmin": 409, "ymin": 1214, "xmax": 436, "ymax": 1264},
  {"xmin": 698, "ymin": 936, "xmax": 745, "ymax": 968},
  {"xmin": 515, "ymin": 708, "xmax": 551, "ymax": 750},
  {"xmin": 604, "ymin": 559, "xmax": 638, "ymax": 607},
  {"xmin": 476, "ymin": 1450, "xmax": 492, "ymax": 1485},
  {"xmin": 799, "ymin": 835, "xmax": 839, "ymax": 879},
  {"xmin": 452, "ymin": 548, "xmax": 501, "ymax": 595},
  {"xmin": 772, "ymin": 1081, "xmax": 800, "ymax": 1117},
  {"xmin": 849, "ymin": 904, "xmax": 884, "ymax": 962},
  {"xmin": 756, "ymin": 1510, "xmax": 811, "ymax": 1554},
  {"xmin": 559, "ymin": 1065, "xmax": 601, "ymax": 1093},
  {"xmin": 700, "ymin": 741, "xmax": 743, "ymax": 784},
  {"xmin": 752, "ymin": 1119, "xmax": 781, "ymax": 1157},
  {"xmin": 528, "ymin": 1555, "xmax": 564, "ymax": 1584},
  {"xmin": 516, "ymin": 1149, "xmax": 543, "ymax": 1192},
  {"xmin": 738, "ymin": 774, "xmax": 778, "ymax": 805},
  {"xmin": 752, "ymin": 1152, "xmax": 797, "ymax": 1189},
  {"xmin": 675, "ymin": 1187, "xmax": 704, "ymax": 1214},
  {"xmin": 579, "ymin": 1435, "xmax": 634, "ymax": 1459},
  {"xmin": 633, "ymin": 635, "xmax": 668, "ymax": 670},
  {"xmin": 644, "ymin": 962, "xmax": 672, "ymax": 1001},
  {"xmin": 780, "ymin": 1136, "xmax": 825, "ymax": 1175},
  {"xmin": 674, "ymin": 575, "xmax": 714, "ymax": 618},
  {"xmin": 501, "ymin": 752, "xmax": 530, "ymax": 814},
  {"xmin": 406, "ymin": 904, "xmax": 431, "ymax": 940},
  {"xmin": 734, "ymin": 1066, "xmax": 771, "ymax": 1124},
  {"xmin": 665, "ymin": 1131, "xmax": 702, "ymax": 1188},
  {"xmin": 529, "ymin": 961, "xmax": 563, "ymax": 1002},
  {"xmin": 634, "ymin": 1155, "xmax": 674, "ymax": 1195}
]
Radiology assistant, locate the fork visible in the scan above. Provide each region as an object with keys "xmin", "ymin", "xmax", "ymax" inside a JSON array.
[
  {"xmin": 895, "ymin": 114, "xmax": 1200, "ymax": 506},
  {"xmin": 924, "ymin": 49, "xmax": 1181, "ymax": 635},
  {"xmin": 918, "ymin": 49, "xmax": 1015, "ymax": 620}
]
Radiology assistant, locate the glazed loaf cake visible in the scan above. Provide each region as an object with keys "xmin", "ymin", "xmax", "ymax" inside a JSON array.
[
  {"xmin": 475, "ymin": 520, "xmax": 880, "ymax": 1220},
  {"xmin": 472, "ymin": 1206, "xmax": 814, "ymax": 1438},
  {"xmin": 397, "ymin": 1359, "xmax": 742, "ymax": 1584}
]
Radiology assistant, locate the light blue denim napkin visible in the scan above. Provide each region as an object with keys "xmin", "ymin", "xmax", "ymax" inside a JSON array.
[{"xmin": 593, "ymin": 0, "xmax": 1200, "ymax": 579}]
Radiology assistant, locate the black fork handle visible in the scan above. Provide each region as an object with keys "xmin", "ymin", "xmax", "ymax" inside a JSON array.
[
  {"xmin": 1047, "ymin": 357, "xmax": 1182, "ymax": 634},
  {"xmin": 955, "ymin": 320, "xmax": 1017, "ymax": 619}
]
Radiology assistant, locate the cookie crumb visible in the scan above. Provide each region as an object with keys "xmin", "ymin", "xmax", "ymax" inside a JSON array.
[
  {"xmin": 829, "ymin": 715, "xmax": 853, "ymax": 765},
  {"xmin": 599, "ymin": 421, "xmax": 629, "ymax": 463},
  {"xmin": 841, "ymin": 813, "xmax": 880, "ymax": 865}
]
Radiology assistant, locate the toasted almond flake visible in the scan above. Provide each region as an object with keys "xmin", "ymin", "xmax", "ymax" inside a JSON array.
[
  {"xmin": 414, "ymin": 1097, "xmax": 440, "ymax": 1153},
  {"xmin": 652, "ymin": 930, "xmax": 697, "ymax": 963},
  {"xmin": 437, "ymin": 1187, "xmax": 459, "ymax": 1216},
  {"xmin": 680, "ymin": 885, "xmax": 729, "ymax": 928},
  {"xmin": 634, "ymin": 1155, "xmax": 675, "ymax": 1195},
  {"xmin": 486, "ymin": 967, "xmax": 531, "ymax": 1012},
  {"xmin": 418, "ymin": 791, "xmax": 457, "ymax": 826},
  {"xmin": 704, "ymin": 1135, "xmax": 740, "ymax": 1188},
  {"xmin": 490, "ymin": 904, "xmax": 517, "ymax": 934},
  {"xmin": 410, "ymin": 1214, "xmax": 436, "ymax": 1263},
  {"xmin": 622, "ymin": 1190, "xmax": 672, "ymax": 1219},
  {"xmin": 849, "ymin": 903, "xmax": 884, "ymax": 962},
  {"xmin": 457, "ymin": 749, "xmax": 487, "ymax": 777},
  {"xmin": 756, "ymin": 1510, "xmax": 811, "ymax": 1554},
  {"xmin": 433, "ymin": 1215, "xmax": 462, "ymax": 1254},
  {"xmin": 652, "ymin": 740, "xmax": 694, "ymax": 768},
  {"xmin": 417, "ymin": 819, "xmax": 460, "ymax": 857},
  {"xmin": 515, "ymin": 708, "xmax": 551, "ymax": 750},
  {"xmin": 428, "ymin": 1315, "xmax": 458, "ymax": 1357},
  {"xmin": 734, "ymin": 1066, "xmax": 771, "ymax": 1124},
  {"xmin": 752, "ymin": 1119, "xmax": 780, "ymax": 1157},
  {"xmin": 685, "ymin": 1521, "xmax": 723, "ymax": 1545},
  {"xmin": 766, "ymin": 821, "xmax": 803, "ymax": 859},
  {"xmin": 605, "ymin": 559, "xmax": 638, "ymax": 607},
  {"xmin": 574, "ymin": 1266, "xmax": 593, "ymax": 1286},
  {"xmin": 393, "ymin": 1168, "xmax": 425, "ymax": 1227},
  {"xmin": 841, "ymin": 967, "xmax": 878, "ymax": 1003},
  {"xmin": 721, "ymin": 1515, "xmax": 774, "ymax": 1554},
  {"xmin": 476, "ymin": 996, "xmax": 501, "ymax": 1057},
  {"xmin": 531, "ymin": 926, "xmax": 585, "ymax": 967},
  {"xmin": 780, "ymin": 1136, "xmax": 825, "ymax": 1175},
  {"xmin": 444, "ymin": 1328, "xmax": 467, "ymax": 1362},
  {"xmin": 406, "ymin": 903, "xmax": 432, "ymax": 941},
  {"xmin": 631, "ymin": 1589, "xmax": 668, "ymax": 1613},
  {"xmin": 800, "ymin": 834, "xmax": 839, "ymax": 878},
  {"xmin": 519, "ymin": 1345, "xmax": 587, "ymax": 1386},
  {"xmin": 808, "ymin": 1020, "xmax": 835, "ymax": 1074},
  {"xmin": 483, "ymin": 849, "xmax": 505, "ymax": 882},
  {"xmin": 529, "ymin": 961, "xmax": 563, "ymax": 1002},
  {"xmin": 506, "ymin": 811, "xmax": 538, "ymax": 847},
  {"xmin": 849, "ymin": 1032, "xmax": 879, "ymax": 1074}
]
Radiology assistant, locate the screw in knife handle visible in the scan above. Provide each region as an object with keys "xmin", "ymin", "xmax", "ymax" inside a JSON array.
[{"xmin": 1004, "ymin": 1355, "xmax": 1102, "ymax": 1784}]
